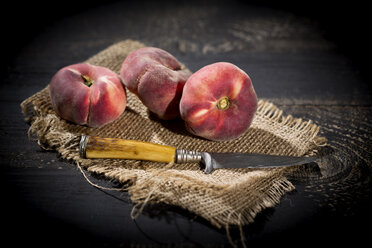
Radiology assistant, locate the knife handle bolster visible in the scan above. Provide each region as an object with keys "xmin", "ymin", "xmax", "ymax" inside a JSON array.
[
  {"xmin": 175, "ymin": 149, "xmax": 202, "ymax": 163},
  {"xmin": 80, "ymin": 135, "xmax": 177, "ymax": 163}
]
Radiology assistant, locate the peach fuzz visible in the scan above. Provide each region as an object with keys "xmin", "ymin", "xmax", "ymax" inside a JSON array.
[
  {"xmin": 179, "ymin": 62, "xmax": 258, "ymax": 141},
  {"xmin": 49, "ymin": 63, "xmax": 126, "ymax": 127},
  {"xmin": 120, "ymin": 47, "xmax": 191, "ymax": 120}
]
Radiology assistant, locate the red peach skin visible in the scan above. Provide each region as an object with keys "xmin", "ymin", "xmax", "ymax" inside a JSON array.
[
  {"xmin": 180, "ymin": 62, "xmax": 258, "ymax": 141},
  {"xmin": 120, "ymin": 47, "xmax": 191, "ymax": 120},
  {"xmin": 49, "ymin": 63, "xmax": 126, "ymax": 127}
]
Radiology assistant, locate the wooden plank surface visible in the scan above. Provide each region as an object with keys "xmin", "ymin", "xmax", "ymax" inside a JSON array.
[{"xmin": 1, "ymin": 0, "xmax": 371, "ymax": 247}]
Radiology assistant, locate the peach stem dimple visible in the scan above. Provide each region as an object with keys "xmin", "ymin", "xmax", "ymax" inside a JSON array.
[
  {"xmin": 217, "ymin": 96, "xmax": 230, "ymax": 110},
  {"xmin": 82, "ymin": 75, "xmax": 94, "ymax": 87}
]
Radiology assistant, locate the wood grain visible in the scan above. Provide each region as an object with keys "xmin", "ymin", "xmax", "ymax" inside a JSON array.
[
  {"xmin": 85, "ymin": 136, "xmax": 177, "ymax": 163},
  {"xmin": 276, "ymin": 103, "xmax": 372, "ymax": 216}
]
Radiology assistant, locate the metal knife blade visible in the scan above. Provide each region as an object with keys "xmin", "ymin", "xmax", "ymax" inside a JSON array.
[{"xmin": 200, "ymin": 152, "xmax": 317, "ymax": 174}]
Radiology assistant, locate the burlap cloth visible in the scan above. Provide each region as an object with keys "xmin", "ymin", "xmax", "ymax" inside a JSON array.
[{"xmin": 21, "ymin": 40, "xmax": 326, "ymax": 229}]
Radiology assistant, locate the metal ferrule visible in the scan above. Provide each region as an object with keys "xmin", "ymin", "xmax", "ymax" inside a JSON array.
[
  {"xmin": 175, "ymin": 149, "xmax": 202, "ymax": 164},
  {"xmin": 79, "ymin": 135, "xmax": 89, "ymax": 158}
]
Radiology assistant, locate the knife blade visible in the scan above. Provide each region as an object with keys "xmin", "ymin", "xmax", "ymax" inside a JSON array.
[
  {"xmin": 79, "ymin": 135, "xmax": 317, "ymax": 174},
  {"xmin": 201, "ymin": 152, "xmax": 317, "ymax": 174}
]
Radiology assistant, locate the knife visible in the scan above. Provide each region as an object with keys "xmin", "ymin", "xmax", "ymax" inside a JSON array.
[{"xmin": 79, "ymin": 135, "xmax": 317, "ymax": 174}]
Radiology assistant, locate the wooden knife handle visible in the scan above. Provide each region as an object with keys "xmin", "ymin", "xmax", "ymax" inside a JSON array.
[{"xmin": 79, "ymin": 135, "xmax": 177, "ymax": 163}]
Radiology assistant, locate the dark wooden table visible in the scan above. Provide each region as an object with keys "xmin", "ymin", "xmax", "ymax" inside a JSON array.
[{"xmin": 2, "ymin": 1, "xmax": 371, "ymax": 247}]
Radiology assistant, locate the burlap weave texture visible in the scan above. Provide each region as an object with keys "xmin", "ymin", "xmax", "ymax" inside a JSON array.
[{"xmin": 21, "ymin": 40, "xmax": 326, "ymax": 228}]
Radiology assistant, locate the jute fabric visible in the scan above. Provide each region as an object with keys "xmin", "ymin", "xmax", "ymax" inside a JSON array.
[{"xmin": 21, "ymin": 40, "xmax": 326, "ymax": 228}]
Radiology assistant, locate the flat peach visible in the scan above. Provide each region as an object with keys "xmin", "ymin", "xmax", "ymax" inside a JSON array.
[
  {"xmin": 120, "ymin": 47, "xmax": 191, "ymax": 119},
  {"xmin": 49, "ymin": 63, "xmax": 126, "ymax": 127},
  {"xmin": 180, "ymin": 62, "xmax": 257, "ymax": 141}
]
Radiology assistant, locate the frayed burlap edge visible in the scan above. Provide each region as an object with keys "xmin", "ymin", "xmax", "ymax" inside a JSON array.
[{"xmin": 20, "ymin": 40, "xmax": 327, "ymax": 230}]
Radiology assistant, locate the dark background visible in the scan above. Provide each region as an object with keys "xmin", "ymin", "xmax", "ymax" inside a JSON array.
[
  {"xmin": 1, "ymin": 0, "xmax": 371, "ymax": 247},
  {"xmin": 2, "ymin": 0, "xmax": 370, "ymax": 78}
]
